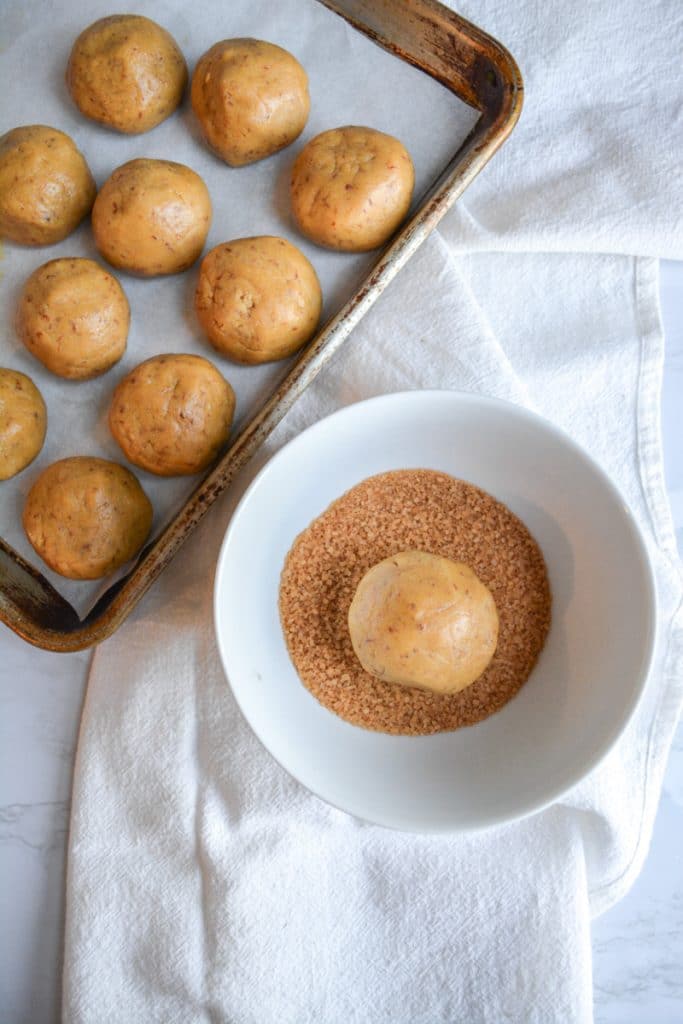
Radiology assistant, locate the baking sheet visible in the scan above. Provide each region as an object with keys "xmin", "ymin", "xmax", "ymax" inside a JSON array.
[{"xmin": 0, "ymin": 0, "xmax": 478, "ymax": 615}]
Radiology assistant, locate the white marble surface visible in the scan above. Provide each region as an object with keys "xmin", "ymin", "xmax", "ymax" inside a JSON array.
[{"xmin": 0, "ymin": 262, "xmax": 681, "ymax": 1023}]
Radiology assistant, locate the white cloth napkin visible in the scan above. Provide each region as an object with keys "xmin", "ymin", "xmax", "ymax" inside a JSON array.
[{"xmin": 63, "ymin": 1, "xmax": 683, "ymax": 1021}]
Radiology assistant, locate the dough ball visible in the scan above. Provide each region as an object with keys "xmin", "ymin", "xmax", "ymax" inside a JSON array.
[
  {"xmin": 67, "ymin": 14, "xmax": 187, "ymax": 134},
  {"xmin": 109, "ymin": 354, "xmax": 235, "ymax": 476},
  {"xmin": 23, "ymin": 456, "xmax": 152, "ymax": 580},
  {"xmin": 348, "ymin": 550, "xmax": 499, "ymax": 694},
  {"xmin": 0, "ymin": 125, "xmax": 96, "ymax": 246},
  {"xmin": 92, "ymin": 158, "xmax": 211, "ymax": 276},
  {"xmin": 191, "ymin": 38, "xmax": 309, "ymax": 166},
  {"xmin": 194, "ymin": 236, "xmax": 322, "ymax": 365},
  {"xmin": 16, "ymin": 258, "xmax": 129, "ymax": 380},
  {"xmin": 0, "ymin": 369, "xmax": 47, "ymax": 480},
  {"xmin": 290, "ymin": 126, "xmax": 415, "ymax": 252}
]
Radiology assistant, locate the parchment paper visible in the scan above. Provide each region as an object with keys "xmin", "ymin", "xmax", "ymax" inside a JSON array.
[{"xmin": 0, "ymin": 0, "xmax": 478, "ymax": 614}]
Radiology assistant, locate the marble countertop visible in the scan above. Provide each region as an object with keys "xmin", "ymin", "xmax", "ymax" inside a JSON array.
[{"xmin": 1, "ymin": 262, "xmax": 681, "ymax": 1023}]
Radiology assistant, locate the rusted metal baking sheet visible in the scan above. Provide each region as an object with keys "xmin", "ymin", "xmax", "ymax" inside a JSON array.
[{"xmin": 0, "ymin": 0, "xmax": 523, "ymax": 650}]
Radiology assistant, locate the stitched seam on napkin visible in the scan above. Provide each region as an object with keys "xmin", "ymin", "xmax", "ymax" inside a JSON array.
[
  {"xmin": 61, "ymin": 644, "xmax": 95, "ymax": 1024},
  {"xmin": 635, "ymin": 260, "xmax": 683, "ymax": 565},
  {"xmin": 192, "ymin": 694, "xmax": 219, "ymax": 1024},
  {"xmin": 592, "ymin": 601, "xmax": 683, "ymax": 913},
  {"xmin": 588, "ymin": 257, "xmax": 683, "ymax": 913}
]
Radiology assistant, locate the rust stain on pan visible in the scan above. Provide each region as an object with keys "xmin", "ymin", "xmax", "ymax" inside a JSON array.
[{"xmin": 0, "ymin": 0, "xmax": 523, "ymax": 651}]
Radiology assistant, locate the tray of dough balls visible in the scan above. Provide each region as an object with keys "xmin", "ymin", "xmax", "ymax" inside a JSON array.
[{"xmin": 0, "ymin": 0, "xmax": 480, "ymax": 619}]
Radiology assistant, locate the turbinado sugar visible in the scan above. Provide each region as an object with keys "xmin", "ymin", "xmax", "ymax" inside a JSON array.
[{"xmin": 279, "ymin": 470, "xmax": 551, "ymax": 735}]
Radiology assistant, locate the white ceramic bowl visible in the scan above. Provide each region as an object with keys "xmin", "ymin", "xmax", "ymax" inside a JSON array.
[{"xmin": 213, "ymin": 391, "xmax": 656, "ymax": 832}]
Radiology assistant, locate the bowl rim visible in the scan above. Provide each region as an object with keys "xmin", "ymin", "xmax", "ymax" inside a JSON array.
[{"xmin": 213, "ymin": 389, "xmax": 658, "ymax": 833}]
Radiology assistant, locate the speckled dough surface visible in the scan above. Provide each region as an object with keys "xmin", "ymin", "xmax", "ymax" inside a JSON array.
[
  {"xmin": 16, "ymin": 258, "xmax": 130, "ymax": 379},
  {"xmin": 194, "ymin": 236, "xmax": 322, "ymax": 364},
  {"xmin": 23, "ymin": 456, "xmax": 152, "ymax": 580},
  {"xmin": 109, "ymin": 353, "xmax": 236, "ymax": 476},
  {"xmin": 348, "ymin": 550, "xmax": 499, "ymax": 694},
  {"xmin": 279, "ymin": 470, "xmax": 552, "ymax": 735},
  {"xmin": 0, "ymin": 125, "xmax": 96, "ymax": 246},
  {"xmin": 92, "ymin": 158, "xmax": 211, "ymax": 276},
  {"xmin": 191, "ymin": 38, "xmax": 309, "ymax": 166},
  {"xmin": 290, "ymin": 126, "xmax": 415, "ymax": 252},
  {"xmin": 67, "ymin": 14, "xmax": 187, "ymax": 134},
  {"xmin": 0, "ymin": 369, "xmax": 47, "ymax": 481}
]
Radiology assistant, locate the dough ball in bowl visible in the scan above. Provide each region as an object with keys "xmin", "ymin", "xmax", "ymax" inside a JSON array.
[
  {"xmin": 16, "ymin": 258, "xmax": 129, "ymax": 380},
  {"xmin": 109, "ymin": 354, "xmax": 235, "ymax": 476},
  {"xmin": 348, "ymin": 550, "xmax": 499, "ymax": 694},
  {"xmin": 191, "ymin": 38, "xmax": 309, "ymax": 166},
  {"xmin": 92, "ymin": 158, "xmax": 211, "ymax": 276},
  {"xmin": 67, "ymin": 14, "xmax": 187, "ymax": 134},
  {"xmin": 194, "ymin": 236, "xmax": 322, "ymax": 365},
  {"xmin": 290, "ymin": 126, "xmax": 414, "ymax": 252},
  {"xmin": 0, "ymin": 125, "xmax": 96, "ymax": 246},
  {"xmin": 23, "ymin": 456, "xmax": 152, "ymax": 580},
  {"xmin": 0, "ymin": 369, "xmax": 47, "ymax": 480}
]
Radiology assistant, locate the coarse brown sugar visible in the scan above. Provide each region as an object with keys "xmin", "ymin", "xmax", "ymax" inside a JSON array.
[{"xmin": 279, "ymin": 469, "xmax": 551, "ymax": 736}]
